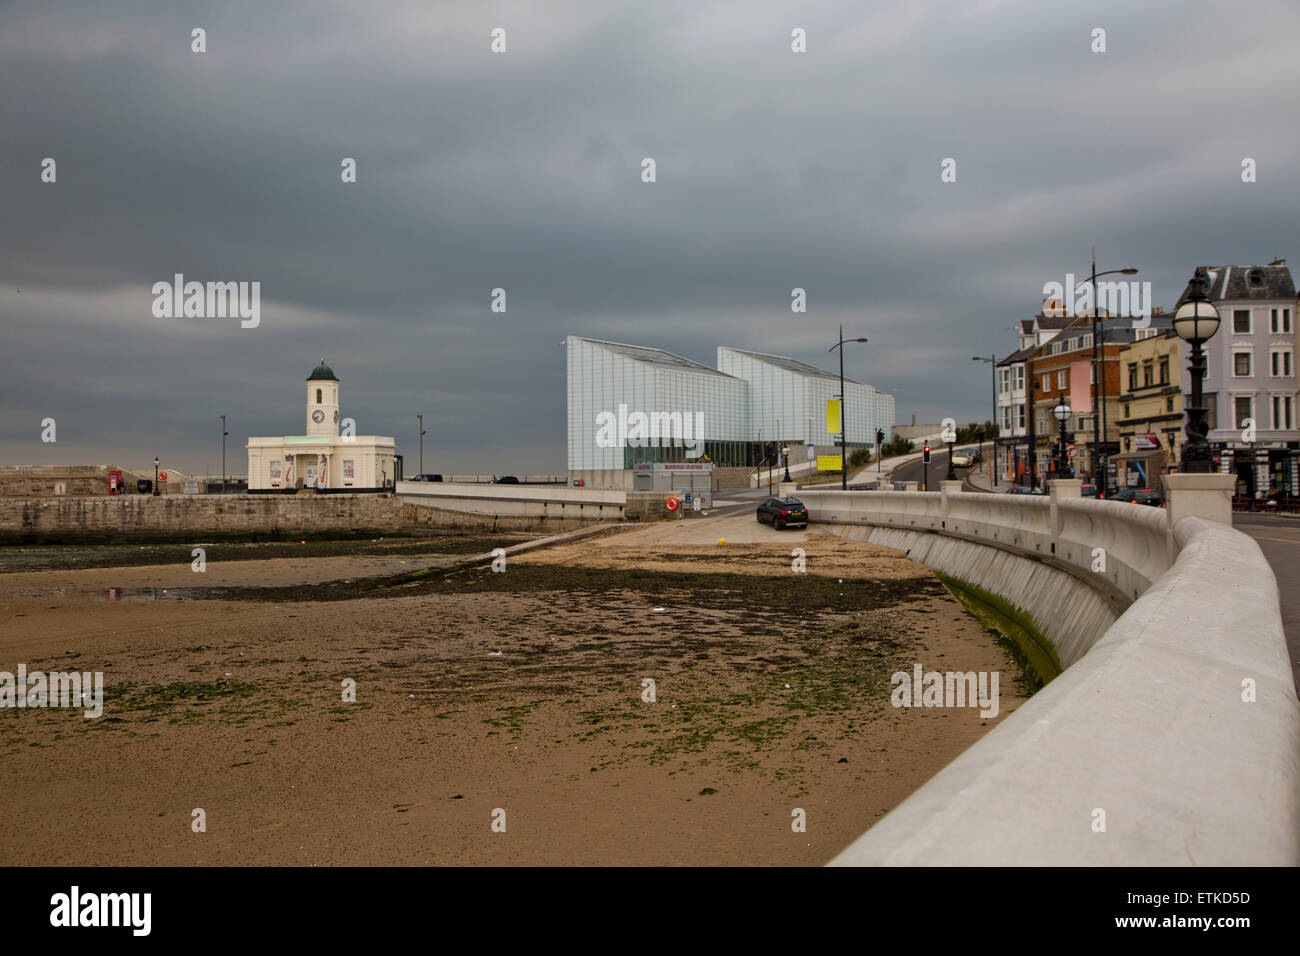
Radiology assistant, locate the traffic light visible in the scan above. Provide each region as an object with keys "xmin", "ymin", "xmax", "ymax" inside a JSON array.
[
  {"xmin": 876, "ymin": 429, "xmax": 884, "ymax": 445},
  {"xmin": 923, "ymin": 444, "xmax": 931, "ymax": 463}
]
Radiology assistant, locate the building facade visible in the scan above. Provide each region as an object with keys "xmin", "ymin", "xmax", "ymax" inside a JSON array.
[
  {"xmin": 1113, "ymin": 330, "xmax": 1183, "ymax": 488},
  {"xmin": 247, "ymin": 362, "xmax": 397, "ymax": 493},
  {"xmin": 566, "ymin": 336, "xmax": 893, "ymax": 488},
  {"xmin": 1175, "ymin": 261, "xmax": 1298, "ymax": 497}
]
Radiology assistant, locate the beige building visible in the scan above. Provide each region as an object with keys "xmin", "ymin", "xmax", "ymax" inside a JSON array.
[
  {"xmin": 247, "ymin": 362, "xmax": 396, "ymax": 493},
  {"xmin": 1114, "ymin": 331, "xmax": 1184, "ymax": 488}
]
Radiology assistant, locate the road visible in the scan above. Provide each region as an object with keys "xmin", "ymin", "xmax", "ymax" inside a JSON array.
[{"xmin": 1232, "ymin": 514, "xmax": 1300, "ymax": 695}]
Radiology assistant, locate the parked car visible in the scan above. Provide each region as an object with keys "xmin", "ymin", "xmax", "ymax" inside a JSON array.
[
  {"xmin": 756, "ymin": 496, "xmax": 808, "ymax": 529},
  {"xmin": 493, "ymin": 475, "xmax": 520, "ymax": 484},
  {"xmin": 1119, "ymin": 488, "xmax": 1164, "ymax": 507},
  {"xmin": 1003, "ymin": 485, "xmax": 1044, "ymax": 495}
]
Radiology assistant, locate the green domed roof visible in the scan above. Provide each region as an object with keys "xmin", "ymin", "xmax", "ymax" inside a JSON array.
[{"xmin": 306, "ymin": 360, "xmax": 338, "ymax": 382}]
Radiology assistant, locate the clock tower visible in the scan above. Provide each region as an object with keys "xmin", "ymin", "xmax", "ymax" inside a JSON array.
[{"xmin": 306, "ymin": 360, "xmax": 340, "ymax": 437}]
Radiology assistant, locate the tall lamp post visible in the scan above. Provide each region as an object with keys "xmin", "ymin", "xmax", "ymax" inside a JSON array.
[
  {"xmin": 829, "ymin": 327, "xmax": 869, "ymax": 491},
  {"xmin": 972, "ymin": 355, "xmax": 998, "ymax": 486},
  {"xmin": 1052, "ymin": 403, "xmax": 1072, "ymax": 478},
  {"xmin": 1173, "ymin": 269, "xmax": 1221, "ymax": 473},
  {"xmin": 1076, "ymin": 257, "xmax": 1139, "ymax": 491},
  {"xmin": 220, "ymin": 415, "xmax": 227, "ymax": 494},
  {"xmin": 782, "ymin": 446, "xmax": 791, "ymax": 482},
  {"xmin": 417, "ymin": 414, "xmax": 426, "ymax": 476},
  {"xmin": 153, "ymin": 456, "xmax": 160, "ymax": 497}
]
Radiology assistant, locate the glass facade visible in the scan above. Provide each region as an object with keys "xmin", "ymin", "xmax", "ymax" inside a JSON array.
[{"xmin": 566, "ymin": 337, "xmax": 895, "ymax": 476}]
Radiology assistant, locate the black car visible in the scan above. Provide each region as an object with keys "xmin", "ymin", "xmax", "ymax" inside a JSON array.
[
  {"xmin": 494, "ymin": 475, "xmax": 520, "ymax": 484},
  {"xmin": 756, "ymin": 496, "xmax": 808, "ymax": 529},
  {"xmin": 412, "ymin": 473, "xmax": 443, "ymax": 482},
  {"xmin": 1119, "ymin": 488, "xmax": 1164, "ymax": 507}
]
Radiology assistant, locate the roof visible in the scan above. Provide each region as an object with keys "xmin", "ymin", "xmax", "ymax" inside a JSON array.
[
  {"xmin": 997, "ymin": 346, "xmax": 1038, "ymax": 366},
  {"xmin": 1175, "ymin": 262, "xmax": 1295, "ymax": 306},
  {"xmin": 570, "ymin": 337, "xmax": 736, "ymax": 378},
  {"xmin": 719, "ymin": 347, "xmax": 860, "ymax": 384},
  {"xmin": 307, "ymin": 360, "xmax": 338, "ymax": 381}
]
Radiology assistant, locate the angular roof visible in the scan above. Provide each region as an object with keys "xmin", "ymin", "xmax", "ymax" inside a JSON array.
[
  {"xmin": 718, "ymin": 347, "xmax": 861, "ymax": 385},
  {"xmin": 1175, "ymin": 262, "xmax": 1295, "ymax": 306},
  {"xmin": 997, "ymin": 345, "xmax": 1039, "ymax": 366},
  {"xmin": 571, "ymin": 337, "xmax": 737, "ymax": 378}
]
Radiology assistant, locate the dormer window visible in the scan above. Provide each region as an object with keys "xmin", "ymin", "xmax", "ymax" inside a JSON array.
[{"xmin": 1248, "ymin": 268, "xmax": 1265, "ymax": 287}]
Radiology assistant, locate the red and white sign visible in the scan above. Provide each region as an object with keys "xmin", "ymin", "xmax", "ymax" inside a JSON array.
[
  {"xmin": 665, "ymin": 496, "xmax": 680, "ymax": 511},
  {"xmin": 1066, "ymin": 445, "xmax": 1077, "ymax": 459},
  {"xmin": 158, "ymin": 470, "xmax": 168, "ymax": 481},
  {"xmin": 1135, "ymin": 433, "xmax": 1159, "ymax": 450}
]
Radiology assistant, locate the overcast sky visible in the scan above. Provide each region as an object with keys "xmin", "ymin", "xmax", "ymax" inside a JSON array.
[{"xmin": 3, "ymin": 0, "xmax": 1298, "ymax": 474}]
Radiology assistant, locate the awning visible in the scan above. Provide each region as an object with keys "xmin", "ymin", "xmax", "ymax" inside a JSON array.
[{"xmin": 1110, "ymin": 448, "xmax": 1166, "ymax": 463}]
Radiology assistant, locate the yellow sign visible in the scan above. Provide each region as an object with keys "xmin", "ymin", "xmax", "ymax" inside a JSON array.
[
  {"xmin": 826, "ymin": 399, "xmax": 841, "ymax": 435},
  {"xmin": 817, "ymin": 455, "xmax": 844, "ymax": 472}
]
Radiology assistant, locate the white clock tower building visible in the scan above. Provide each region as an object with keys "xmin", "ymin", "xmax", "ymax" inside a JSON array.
[
  {"xmin": 306, "ymin": 361, "xmax": 340, "ymax": 437},
  {"xmin": 246, "ymin": 361, "xmax": 397, "ymax": 493}
]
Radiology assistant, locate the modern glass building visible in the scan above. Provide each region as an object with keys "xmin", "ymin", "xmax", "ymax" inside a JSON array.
[
  {"xmin": 717, "ymin": 347, "xmax": 893, "ymax": 450},
  {"xmin": 567, "ymin": 336, "xmax": 894, "ymax": 487}
]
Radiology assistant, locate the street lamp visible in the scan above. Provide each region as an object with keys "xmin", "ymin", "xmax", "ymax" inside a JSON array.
[
  {"xmin": 1078, "ymin": 257, "xmax": 1139, "ymax": 491},
  {"xmin": 417, "ymin": 414, "xmax": 426, "ymax": 476},
  {"xmin": 1052, "ymin": 403, "xmax": 1072, "ymax": 477},
  {"xmin": 153, "ymin": 456, "xmax": 160, "ymax": 497},
  {"xmin": 829, "ymin": 327, "xmax": 869, "ymax": 491},
  {"xmin": 220, "ymin": 415, "xmax": 227, "ymax": 494},
  {"xmin": 782, "ymin": 446, "xmax": 791, "ymax": 482},
  {"xmin": 1173, "ymin": 269, "xmax": 1222, "ymax": 474},
  {"xmin": 972, "ymin": 355, "xmax": 998, "ymax": 486}
]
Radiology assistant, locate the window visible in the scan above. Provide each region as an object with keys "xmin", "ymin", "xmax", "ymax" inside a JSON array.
[
  {"xmin": 1270, "ymin": 394, "xmax": 1295, "ymax": 431},
  {"xmin": 1234, "ymin": 395, "xmax": 1253, "ymax": 429},
  {"xmin": 1233, "ymin": 351, "xmax": 1252, "ymax": 377},
  {"xmin": 999, "ymin": 368, "xmax": 1010, "ymax": 394},
  {"xmin": 1166, "ymin": 397, "xmax": 1174, "ymax": 412},
  {"xmin": 1013, "ymin": 366, "xmax": 1025, "ymax": 390},
  {"xmin": 1271, "ymin": 308, "xmax": 1293, "ymax": 334},
  {"xmin": 1158, "ymin": 357, "xmax": 1169, "ymax": 384},
  {"xmin": 1057, "ymin": 370, "xmax": 1067, "ymax": 389},
  {"xmin": 1016, "ymin": 404, "xmax": 1026, "ymax": 429},
  {"xmin": 1036, "ymin": 418, "xmax": 1046, "ymax": 434},
  {"xmin": 1233, "ymin": 309, "xmax": 1251, "ymax": 334},
  {"xmin": 316, "ymin": 388, "xmax": 322, "ymax": 403},
  {"xmin": 1142, "ymin": 362, "xmax": 1154, "ymax": 387},
  {"xmin": 1066, "ymin": 338, "xmax": 1077, "ymax": 352},
  {"xmin": 1042, "ymin": 374, "xmax": 1051, "ymax": 392},
  {"xmin": 1124, "ymin": 404, "xmax": 1131, "ymax": 417},
  {"xmin": 1128, "ymin": 363, "xmax": 1138, "ymax": 390},
  {"xmin": 1271, "ymin": 349, "xmax": 1293, "ymax": 377},
  {"xmin": 1134, "ymin": 328, "xmax": 1159, "ymax": 341},
  {"xmin": 1081, "ymin": 333, "xmax": 1093, "ymax": 348}
]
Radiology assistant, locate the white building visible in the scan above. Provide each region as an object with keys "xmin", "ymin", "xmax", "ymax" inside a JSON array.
[
  {"xmin": 247, "ymin": 362, "xmax": 396, "ymax": 493},
  {"xmin": 717, "ymin": 347, "xmax": 892, "ymax": 451},
  {"xmin": 566, "ymin": 336, "xmax": 894, "ymax": 488}
]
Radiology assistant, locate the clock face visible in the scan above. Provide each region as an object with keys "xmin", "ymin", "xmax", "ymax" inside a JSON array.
[{"xmin": 312, "ymin": 410, "xmax": 325, "ymax": 423}]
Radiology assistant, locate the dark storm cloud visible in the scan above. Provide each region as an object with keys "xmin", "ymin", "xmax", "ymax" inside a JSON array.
[{"xmin": 2, "ymin": 0, "xmax": 1298, "ymax": 471}]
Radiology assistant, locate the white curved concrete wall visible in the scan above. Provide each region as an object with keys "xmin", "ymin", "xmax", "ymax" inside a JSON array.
[{"xmin": 799, "ymin": 489, "xmax": 1300, "ymax": 865}]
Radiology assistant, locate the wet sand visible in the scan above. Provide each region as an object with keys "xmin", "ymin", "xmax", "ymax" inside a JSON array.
[{"xmin": 0, "ymin": 524, "xmax": 1027, "ymax": 865}]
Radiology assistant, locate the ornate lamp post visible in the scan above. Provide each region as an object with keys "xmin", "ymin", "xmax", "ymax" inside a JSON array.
[
  {"xmin": 1052, "ymin": 403, "xmax": 1072, "ymax": 477},
  {"xmin": 782, "ymin": 445, "xmax": 791, "ymax": 482},
  {"xmin": 153, "ymin": 456, "xmax": 160, "ymax": 496},
  {"xmin": 1173, "ymin": 269, "xmax": 1222, "ymax": 473}
]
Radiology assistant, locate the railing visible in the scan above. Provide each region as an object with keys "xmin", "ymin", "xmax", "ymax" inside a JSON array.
[{"xmin": 798, "ymin": 483, "xmax": 1300, "ymax": 865}]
